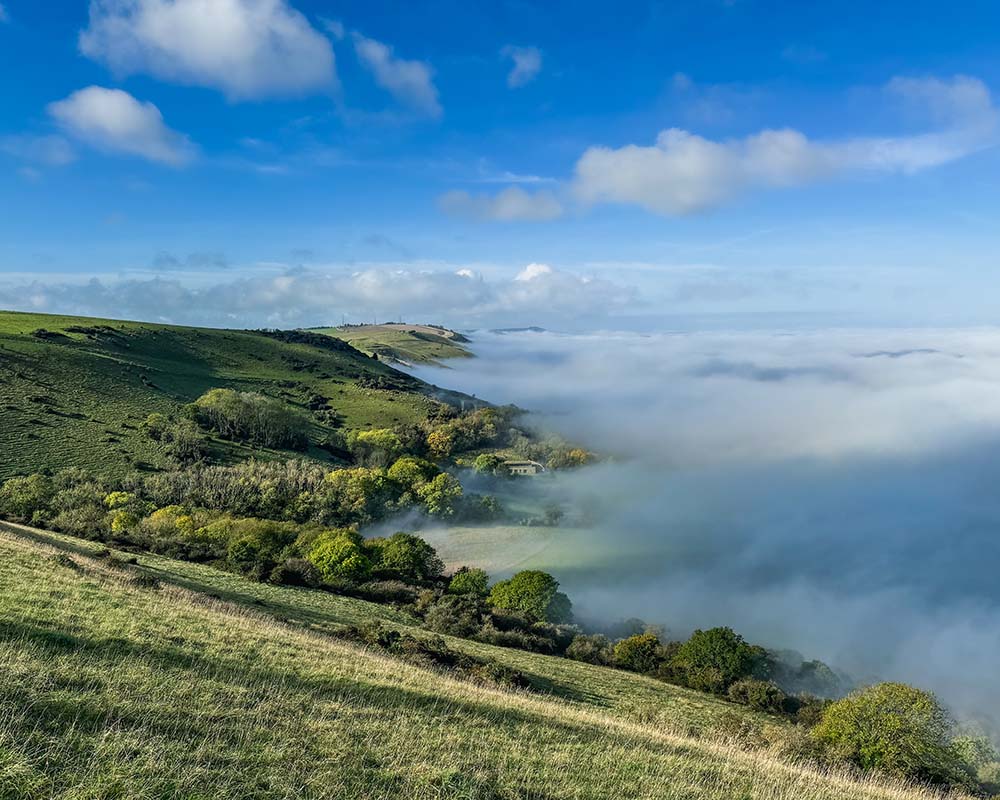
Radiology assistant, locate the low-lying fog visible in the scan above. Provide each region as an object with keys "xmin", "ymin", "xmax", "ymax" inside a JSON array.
[{"xmin": 411, "ymin": 326, "xmax": 1000, "ymax": 728}]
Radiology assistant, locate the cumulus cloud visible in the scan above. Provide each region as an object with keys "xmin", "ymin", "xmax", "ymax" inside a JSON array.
[
  {"xmin": 501, "ymin": 45, "xmax": 542, "ymax": 88},
  {"xmin": 352, "ymin": 32, "xmax": 441, "ymax": 118},
  {"xmin": 572, "ymin": 75, "xmax": 999, "ymax": 215},
  {"xmin": 0, "ymin": 264, "xmax": 633, "ymax": 328},
  {"xmin": 79, "ymin": 0, "xmax": 337, "ymax": 101},
  {"xmin": 0, "ymin": 134, "xmax": 76, "ymax": 166},
  {"xmin": 48, "ymin": 86, "xmax": 195, "ymax": 166},
  {"xmin": 439, "ymin": 186, "xmax": 563, "ymax": 221}
]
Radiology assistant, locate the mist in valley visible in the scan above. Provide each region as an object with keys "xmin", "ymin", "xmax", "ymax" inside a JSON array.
[{"xmin": 411, "ymin": 326, "xmax": 1000, "ymax": 730}]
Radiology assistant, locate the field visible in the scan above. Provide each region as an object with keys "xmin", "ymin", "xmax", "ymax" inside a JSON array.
[
  {"xmin": 0, "ymin": 311, "xmax": 474, "ymax": 480},
  {"xmin": 315, "ymin": 323, "xmax": 473, "ymax": 366},
  {"xmin": 0, "ymin": 520, "xmax": 968, "ymax": 800}
]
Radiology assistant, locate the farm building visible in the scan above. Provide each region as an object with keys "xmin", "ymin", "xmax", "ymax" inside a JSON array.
[{"xmin": 505, "ymin": 460, "xmax": 546, "ymax": 476}]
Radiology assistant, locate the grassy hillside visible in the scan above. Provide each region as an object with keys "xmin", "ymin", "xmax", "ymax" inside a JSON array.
[
  {"xmin": 315, "ymin": 323, "xmax": 473, "ymax": 366},
  {"xmin": 0, "ymin": 311, "xmax": 474, "ymax": 480},
  {"xmin": 0, "ymin": 520, "xmax": 965, "ymax": 800}
]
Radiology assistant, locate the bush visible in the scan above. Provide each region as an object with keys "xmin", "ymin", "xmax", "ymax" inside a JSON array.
[
  {"xmin": 0, "ymin": 473, "xmax": 54, "ymax": 521},
  {"xmin": 307, "ymin": 528, "xmax": 372, "ymax": 583},
  {"xmin": 613, "ymin": 633, "xmax": 662, "ymax": 673},
  {"xmin": 348, "ymin": 429, "xmax": 404, "ymax": 468},
  {"xmin": 670, "ymin": 627, "xmax": 756, "ymax": 694},
  {"xmin": 448, "ymin": 567, "xmax": 489, "ymax": 597},
  {"xmin": 566, "ymin": 633, "xmax": 613, "ymax": 666},
  {"xmin": 416, "ymin": 472, "xmax": 463, "ymax": 517},
  {"xmin": 813, "ymin": 682, "xmax": 966, "ymax": 784},
  {"xmin": 424, "ymin": 594, "xmax": 484, "ymax": 638},
  {"xmin": 487, "ymin": 570, "xmax": 572, "ymax": 623},
  {"xmin": 727, "ymin": 679, "xmax": 788, "ymax": 714},
  {"xmin": 268, "ymin": 557, "xmax": 322, "ymax": 587},
  {"xmin": 366, "ymin": 531, "xmax": 443, "ymax": 584}
]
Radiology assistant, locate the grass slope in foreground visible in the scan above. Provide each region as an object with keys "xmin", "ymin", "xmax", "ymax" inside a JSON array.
[
  {"xmin": 0, "ymin": 310, "xmax": 472, "ymax": 481},
  {"xmin": 0, "ymin": 522, "xmax": 966, "ymax": 800},
  {"xmin": 315, "ymin": 323, "xmax": 473, "ymax": 366}
]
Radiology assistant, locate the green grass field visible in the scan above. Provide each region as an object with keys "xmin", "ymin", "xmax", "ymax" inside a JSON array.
[
  {"xmin": 315, "ymin": 323, "xmax": 473, "ymax": 366},
  {"xmin": 0, "ymin": 520, "xmax": 968, "ymax": 800},
  {"xmin": 0, "ymin": 311, "xmax": 472, "ymax": 480}
]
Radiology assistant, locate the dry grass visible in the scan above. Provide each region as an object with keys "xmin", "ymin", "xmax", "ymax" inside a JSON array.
[{"xmin": 0, "ymin": 528, "xmax": 973, "ymax": 799}]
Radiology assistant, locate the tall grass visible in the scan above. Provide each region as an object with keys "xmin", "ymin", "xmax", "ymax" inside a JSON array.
[{"xmin": 0, "ymin": 528, "xmax": 971, "ymax": 800}]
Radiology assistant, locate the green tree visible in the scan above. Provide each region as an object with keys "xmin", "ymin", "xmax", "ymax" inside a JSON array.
[
  {"xmin": 813, "ymin": 682, "xmax": 965, "ymax": 784},
  {"xmin": 0, "ymin": 474, "xmax": 54, "ymax": 521},
  {"xmin": 613, "ymin": 633, "xmax": 663, "ymax": 673},
  {"xmin": 307, "ymin": 528, "xmax": 371, "ymax": 583},
  {"xmin": 367, "ymin": 532, "xmax": 444, "ymax": 583},
  {"xmin": 386, "ymin": 456, "xmax": 440, "ymax": 491},
  {"xmin": 487, "ymin": 570, "xmax": 572, "ymax": 623},
  {"xmin": 141, "ymin": 412, "xmax": 170, "ymax": 441},
  {"xmin": 348, "ymin": 428, "xmax": 404, "ymax": 467},
  {"xmin": 417, "ymin": 472, "xmax": 463, "ymax": 517},
  {"xmin": 319, "ymin": 467, "xmax": 399, "ymax": 526},
  {"xmin": 448, "ymin": 567, "xmax": 489, "ymax": 597},
  {"xmin": 670, "ymin": 627, "xmax": 756, "ymax": 693},
  {"xmin": 473, "ymin": 453, "xmax": 510, "ymax": 477}
]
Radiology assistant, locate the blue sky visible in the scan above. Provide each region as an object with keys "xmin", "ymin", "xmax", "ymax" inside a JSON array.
[{"xmin": 2, "ymin": 0, "xmax": 1000, "ymax": 328}]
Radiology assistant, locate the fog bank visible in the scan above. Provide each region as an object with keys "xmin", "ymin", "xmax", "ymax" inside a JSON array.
[{"xmin": 412, "ymin": 326, "xmax": 1000, "ymax": 728}]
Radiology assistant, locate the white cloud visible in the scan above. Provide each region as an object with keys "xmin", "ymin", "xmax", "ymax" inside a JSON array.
[
  {"xmin": 0, "ymin": 134, "xmax": 76, "ymax": 165},
  {"xmin": 352, "ymin": 32, "xmax": 441, "ymax": 118},
  {"xmin": 514, "ymin": 263, "xmax": 553, "ymax": 281},
  {"xmin": 572, "ymin": 75, "xmax": 999, "ymax": 215},
  {"xmin": 0, "ymin": 264, "xmax": 632, "ymax": 328},
  {"xmin": 321, "ymin": 17, "xmax": 344, "ymax": 40},
  {"xmin": 79, "ymin": 0, "xmax": 337, "ymax": 101},
  {"xmin": 48, "ymin": 86, "xmax": 196, "ymax": 166},
  {"xmin": 501, "ymin": 45, "xmax": 542, "ymax": 88},
  {"xmin": 439, "ymin": 186, "xmax": 563, "ymax": 222}
]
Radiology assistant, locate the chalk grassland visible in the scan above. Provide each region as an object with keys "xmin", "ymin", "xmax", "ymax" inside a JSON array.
[
  {"xmin": 0, "ymin": 311, "xmax": 468, "ymax": 481},
  {"xmin": 315, "ymin": 323, "xmax": 474, "ymax": 366},
  {"xmin": 0, "ymin": 522, "xmax": 968, "ymax": 800}
]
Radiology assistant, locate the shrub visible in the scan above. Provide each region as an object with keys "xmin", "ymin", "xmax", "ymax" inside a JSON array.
[
  {"xmin": 565, "ymin": 634, "xmax": 613, "ymax": 666},
  {"xmin": 141, "ymin": 412, "xmax": 170, "ymax": 441},
  {"xmin": 813, "ymin": 682, "xmax": 966, "ymax": 784},
  {"xmin": 223, "ymin": 518, "xmax": 299, "ymax": 580},
  {"xmin": 727, "ymin": 679, "xmax": 788, "ymax": 714},
  {"xmin": 613, "ymin": 633, "xmax": 662, "ymax": 673},
  {"xmin": 487, "ymin": 570, "xmax": 572, "ymax": 624},
  {"xmin": 367, "ymin": 531, "xmax": 443, "ymax": 584},
  {"xmin": 417, "ymin": 472, "xmax": 463, "ymax": 517},
  {"xmin": 424, "ymin": 594, "xmax": 484, "ymax": 638},
  {"xmin": 670, "ymin": 627, "xmax": 756, "ymax": 694},
  {"xmin": 472, "ymin": 453, "xmax": 510, "ymax": 477},
  {"xmin": 268, "ymin": 557, "xmax": 322, "ymax": 587},
  {"xmin": 163, "ymin": 419, "xmax": 207, "ymax": 465},
  {"xmin": 0, "ymin": 474, "xmax": 54, "ymax": 521},
  {"xmin": 448, "ymin": 567, "xmax": 489, "ymax": 597},
  {"xmin": 348, "ymin": 429, "xmax": 404, "ymax": 468},
  {"xmin": 386, "ymin": 456, "xmax": 439, "ymax": 491},
  {"xmin": 307, "ymin": 528, "xmax": 371, "ymax": 583}
]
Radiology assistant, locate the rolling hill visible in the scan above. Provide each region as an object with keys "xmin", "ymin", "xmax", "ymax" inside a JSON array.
[
  {"xmin": 315, "ymin": 323, "xmax": 473, "ymax": 366},
  {"xmin": 0, "ymin": 311, "xmax": 478, "ymax": 480},
  {"xmin": 0, "ymin": 519, "xmax": 961, "ymax": 800}
]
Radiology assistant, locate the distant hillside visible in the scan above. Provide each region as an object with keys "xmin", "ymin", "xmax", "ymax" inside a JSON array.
[
  {"xmin": 0, "ymin": 521, "xmax": 961, "ymax": 800},
  {"xmin": 0, "ymin": 311, "xmax": 478, "ymax": 480},
  {"xmin": 315, "ymin": 323, "xmax": 473, "ymax": 366}
]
